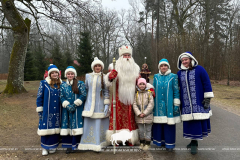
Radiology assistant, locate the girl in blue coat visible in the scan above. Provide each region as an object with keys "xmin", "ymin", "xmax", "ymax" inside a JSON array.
[
  {"xmin": 36, "ymin": 64, "xmax": 62, "ymax": 156},
  {"xmin": 152, "ymin": 59, "xmax": 181, "ymax": 151},
  {"xmin": 60, "ymin": 66, "xmax": 87, "ymax": 153},
  {"xmin": 177, "ymin": 52, "xmax": 214, "ymax": 155},
  {"xmin": 78, "ymin": 57, "xmax": 110, "ymax": 152}
]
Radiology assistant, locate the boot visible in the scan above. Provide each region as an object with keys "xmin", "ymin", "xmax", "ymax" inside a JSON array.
[
  {"xmin": 139, "ymin": 140, "xmax": 145, "ymax": 150},
  {"xmin": 126, "ymin": 141, "xmax": 134, "ymax": 146},
  {"xmin": 65, "ymin": 148, "xmax": 71, "ymax": 154},
  {"xmin": 49, "ymin": 148, "xmax": 56, "ymax": 154},
  {"xmin": 42, "ymin": 149, "xmax": 48, "ymax": 156},
  {"xmin": 190, "ymin": 140, "xmax": 198, "ymax": 155},
  {"xmin": 187, "ymin": 140, "xmax": 198, "ymax": 149},
  {"xmin": 143, "ymin": 141, "xmax": 151, "ymax": 151},
  {"xmin": 166, "ymin": 148, "xmax": 173, "ymax": 152}
]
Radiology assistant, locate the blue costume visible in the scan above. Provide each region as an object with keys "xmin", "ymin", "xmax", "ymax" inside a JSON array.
[
  {"xmin": 177, "ymin": 52, "xmax": 214, "ymax": 140},
  {"xmin": 152, "ymin": 59, "xmax": 181, "ymax": 149},
  {"xmin": 78, "ymin": 58, "xmax": 110, "ymax": 151},
  {"xmin": 36, "ymin": 65, "xmax": 62, "ymax": 150},
  {"xmin": 60, "ymin": 66, "xmax": 87, "ymax": 150}
]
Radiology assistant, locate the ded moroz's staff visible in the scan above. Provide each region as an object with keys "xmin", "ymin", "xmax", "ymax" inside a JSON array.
[{"xmin": 112, "ymin": 57, "xmax": 117, "ymax": 154}]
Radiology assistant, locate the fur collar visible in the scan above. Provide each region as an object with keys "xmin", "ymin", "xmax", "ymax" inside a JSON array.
[
  {"xmin": 159, "ymin": 69, "xmax": 171, "ymax": 75},
  {"xmin": 92, "ymin": 71, "xmax": 102, "ymax": 76},
  {"xmin": 66, "ymin": 79, "xmax": 73, "ymax": 86}
]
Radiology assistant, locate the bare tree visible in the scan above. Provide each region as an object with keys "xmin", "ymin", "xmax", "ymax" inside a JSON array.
[{"xmin": 0, "ymin": 0, "xmax": 95, "ymax": 94}]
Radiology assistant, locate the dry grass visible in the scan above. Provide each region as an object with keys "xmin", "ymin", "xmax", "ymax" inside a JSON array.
[
  {"xmin": 211, "ymin": 83, "xmax": 240, "ymax": 116},
  {"xmin": 0, "ymin": 80, "xmax": 40, "ymax": 147},
  {"xmin": 0, "ymin": 80, "xmax": 7, "ymax": 92}
]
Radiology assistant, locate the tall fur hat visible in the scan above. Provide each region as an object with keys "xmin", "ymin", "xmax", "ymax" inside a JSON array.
[
  {"xmin": 119, "ymin": 45, "xmax": 132, "ymax": 57},
  {"xmin": 91, "ymin": 57, "xmax": 104, "ymax": 71}
]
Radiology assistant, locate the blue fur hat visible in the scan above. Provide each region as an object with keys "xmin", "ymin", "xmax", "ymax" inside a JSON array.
[
  {"xmin": 158, "ymin": 58, "xmax": 170, "ymax": 69},
  {"xmin": 47, "ymin": 64, "xmax": 60, "ymax": 77},
  {"xmin": 65, "ymin": 66, "xmax": 77, "ymax": 78}
]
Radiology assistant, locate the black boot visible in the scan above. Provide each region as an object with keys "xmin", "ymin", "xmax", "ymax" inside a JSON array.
[
  {"xmin": 190, "ymin": 140, "xmax": 198, "ymax": 155},
  {"xmin": 187, "ymin": 140, "xmax": 198, "ymax": 149},
  {"xmin": 166, "ymin": 148, "xmax": 173, "ymax": 152},
  {"xmin": 65, "ymin": 148, "xmax": 71, "ymax": 154}
]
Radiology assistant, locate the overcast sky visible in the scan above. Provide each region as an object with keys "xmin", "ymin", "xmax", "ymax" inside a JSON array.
[{"xmin": 101, "ymin": 0, "xmax": 131, "ymax": 11}]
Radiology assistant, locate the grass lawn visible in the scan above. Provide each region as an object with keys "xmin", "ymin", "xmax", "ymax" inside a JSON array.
[{"xmin": 211, "ymin": 83, "xmax": 240, "ymax": 116}]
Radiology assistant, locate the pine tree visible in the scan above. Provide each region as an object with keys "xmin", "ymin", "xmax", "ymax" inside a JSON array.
[
  {"xmin": 75, "ymin": 32, "xmax": 94, "ymax": 75},
  {"xmin": 24, "ymin": 46, "xmax": 37, "ymax": 81},
  {"xmin": 64, "ymin": 49, "xmax": 73, "ymax": 67},
  {"xmin": 51, "ymin": 42, "xmax": 66, "ymax": 78},
  {"xmin": 34, "ymin": 44, "xmax": 47, "ymax": 80}
]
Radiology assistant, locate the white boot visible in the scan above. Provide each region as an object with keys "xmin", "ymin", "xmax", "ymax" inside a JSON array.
[
  {"xmin": 139, "ymin": 143, "xmax": 144, "ymax": 150},
  {"xmin": 143, "ymin": 145, "xmax": 150, "ymax": 151},
  {"xmin": 143, "ymin": 141, "xmax": 151, "ymax": 151},
  {"xmin": 42, "ymin": 149, "xmax": 48, "ymax": 156},
  {"xmin": 49, "ymin": 148, "xmax": 56, "ymax": 154}
]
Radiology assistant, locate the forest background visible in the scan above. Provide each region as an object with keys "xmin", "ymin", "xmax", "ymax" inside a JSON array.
[{"xmin": 0, "ymin": 0, "xmax": 240, "ymax": 93}]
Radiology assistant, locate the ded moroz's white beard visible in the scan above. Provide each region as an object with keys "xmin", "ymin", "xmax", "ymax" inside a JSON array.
[{"xmin": 115, "ymin": 56, "xmax": 140, "ymax": 105}]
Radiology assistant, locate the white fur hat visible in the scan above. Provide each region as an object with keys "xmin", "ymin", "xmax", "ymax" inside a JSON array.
[
  {"xmin": 64, "ymin": 66, "xmax": 77, "ymax": 78},
  {"xmin": 91, "ymin": 57, "xmax": 104, "ymax": 71},
  {"xmin": 119, "ymin": 45, "xmax": 132, "ymax": 57}
]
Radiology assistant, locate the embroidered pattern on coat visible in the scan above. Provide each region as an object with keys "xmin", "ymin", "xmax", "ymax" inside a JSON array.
[
  {"xmin": 181, "ymin": 71, "xmax": 191, "ymax": 114},
  {"xmin": 82, "ymin": 126, "xmax": 97, "ymax": 144},
  {"xmin": 37, "ymin": 82, "xmax": 43, "ymax": 98},
  {"xmin": 100, "ymin": 125, "xmax": 105, "ymax": 142}
]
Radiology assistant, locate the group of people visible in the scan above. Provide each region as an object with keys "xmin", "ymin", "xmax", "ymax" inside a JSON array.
[{"xmin": 36, "ymin": 45, "xmax": 214, "ymax": 156}]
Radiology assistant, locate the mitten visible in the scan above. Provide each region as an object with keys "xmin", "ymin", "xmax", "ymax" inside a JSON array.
[
  {"xmin": 104, "ymin": 105, "xmax": 109, "ymax": 116},
  {"xmin": 66, "ymin": 104, "xmax": 76, "ymax": 112},
  {"xmin": 109, "ymin": 69, "xmax": 118, "ymax": 81},
  {"xmin": 202, "ymin": 98, "xmax": 211, "ymax": 109}
]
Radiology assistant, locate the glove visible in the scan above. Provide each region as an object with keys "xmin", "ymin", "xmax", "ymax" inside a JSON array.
[
  {"xmin": 104, "ymin": 105, "xmax": 109, "ymax": 116},
  {"xmin": 109, "ymin": 69, "xmax": 118, "ymax": 81},
  {"xmin": 150, "ymin": 88, "xmax": 155, "ymax": 98},
  {"xmin": 202, "ymin": 98, "xmax": 211, "ymax": 109},
  {"xmin": 173, "ymin": 106, "xmax": 180, "ymax": 115},
  {"xmin": 74, "ymin": 99, "xmax": 83, "ymax": 106},
  {"xmin": 66, "ymin": 104, "xmax": 76, "ymax": 113}
]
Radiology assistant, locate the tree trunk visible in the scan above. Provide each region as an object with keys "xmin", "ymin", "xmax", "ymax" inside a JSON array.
[{"xmin": 1, "ymin": 0, "xmax": 31, "ymax": 94}]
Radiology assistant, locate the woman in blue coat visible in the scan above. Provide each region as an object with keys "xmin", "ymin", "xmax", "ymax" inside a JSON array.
[
  {"xmin": 60, "ymin": 66, "xmax": 87, "ymax": 153},
  {"xmin": 177, "ymin": 52, "xmax": 214, "ymax": 155},
  {"xmin": 36, "ymin": 64, "xmax": 62, "ymax": 156},
  {"xmin": 78, "ymin": 57, "xmax": 110, "ymax": 152},
  {"xmin": 152, "ymin": 59, "xmax": 181, "ymax": 151}
]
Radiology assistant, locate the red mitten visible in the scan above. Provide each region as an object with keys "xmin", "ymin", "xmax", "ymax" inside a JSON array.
[
  {"xmin": 150, "ymin": 88, "xmax": 155, "ymax": 98},
  {"xmin": 109, "ymin": 69, "xmax": 118, "ymax": 80}
]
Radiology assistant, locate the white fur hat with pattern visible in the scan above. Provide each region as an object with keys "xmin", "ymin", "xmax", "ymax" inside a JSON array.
[{"xmin": 119, "ymin": 45, "xmax": 132, "ymax": 57}]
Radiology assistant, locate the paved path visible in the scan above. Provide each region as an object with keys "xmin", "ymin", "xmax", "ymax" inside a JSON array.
[{"xmin": 148, "ymin": 105, "xmax": 240, "ymax": 159}]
